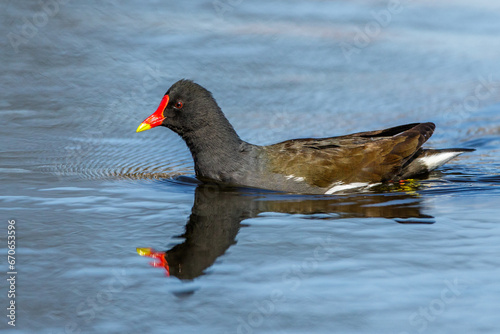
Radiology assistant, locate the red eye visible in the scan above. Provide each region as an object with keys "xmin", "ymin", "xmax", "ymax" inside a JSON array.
[{"xmin": 175, "ymin": 101, "xmax": 183, "ymax": 109}]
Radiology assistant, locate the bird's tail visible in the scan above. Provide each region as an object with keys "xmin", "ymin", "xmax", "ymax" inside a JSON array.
[{"xmin": 400, "ymin": 148, "xmax": 475, "ymax": 179}]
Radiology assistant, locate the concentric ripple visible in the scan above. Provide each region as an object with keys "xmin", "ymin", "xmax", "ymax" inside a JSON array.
[{"xmin": 48, "ymin": 134, "xmax": 194, "ymax": 181}]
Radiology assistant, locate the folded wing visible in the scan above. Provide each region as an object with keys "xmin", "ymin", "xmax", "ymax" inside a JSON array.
[{"xmin": 265, "ymin": 122, "xmax": 436, "ymax": 188}]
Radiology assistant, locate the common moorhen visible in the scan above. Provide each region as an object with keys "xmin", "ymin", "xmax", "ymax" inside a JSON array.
[{"xmin": 136, "ymin": 80, "xmax": 473, "ymax": 194}]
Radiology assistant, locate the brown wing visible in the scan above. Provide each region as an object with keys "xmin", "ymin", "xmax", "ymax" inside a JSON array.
[{"xmin": 264, "ymin": 123, "xmax": 435, "ymax": 187}]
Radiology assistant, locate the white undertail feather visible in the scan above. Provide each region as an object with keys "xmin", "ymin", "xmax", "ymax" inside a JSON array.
[{"xmin": 418, "ymin": 151, "xmax": 464, "ymax": 171}]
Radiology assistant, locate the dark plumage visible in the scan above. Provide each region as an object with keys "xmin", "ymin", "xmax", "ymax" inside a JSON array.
[{"xmin": 137, "ymin": 80, "xmax": 474, "ymax": 194}]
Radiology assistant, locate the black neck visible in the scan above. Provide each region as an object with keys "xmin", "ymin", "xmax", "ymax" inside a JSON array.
[{"xmin": 181, "ymin": 116, "xmax": 248, "ymax": 182}]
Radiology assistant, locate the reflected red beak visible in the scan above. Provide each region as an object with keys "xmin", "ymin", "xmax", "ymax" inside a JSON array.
[
  {"xmin": 136, "ymin": 95, "xmax": 169, "ymax": 132},
  {"xmin": 137, "ymin": 247, "xmax": 170, "ymax": 277}
]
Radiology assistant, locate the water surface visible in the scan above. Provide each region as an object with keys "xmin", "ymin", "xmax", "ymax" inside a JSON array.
[{"xmin": 1, "ymin": 1, "xmax": 500, "ymax": 333}]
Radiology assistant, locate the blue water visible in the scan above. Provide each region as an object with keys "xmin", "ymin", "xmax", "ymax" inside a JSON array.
[{"xmin": 1, "ymin": 1, "xmax": 500, "ymax": 333}]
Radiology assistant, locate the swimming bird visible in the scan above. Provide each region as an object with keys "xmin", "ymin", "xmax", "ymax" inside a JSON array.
[{"xmin": 136, "ymin": 80, "xmax": 473, "ymax": 194}]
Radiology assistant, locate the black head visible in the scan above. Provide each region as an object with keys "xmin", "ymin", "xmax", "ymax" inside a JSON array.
[{"xmin": 136, "ymin": 79, "xmax": 226, "ymax": 136}]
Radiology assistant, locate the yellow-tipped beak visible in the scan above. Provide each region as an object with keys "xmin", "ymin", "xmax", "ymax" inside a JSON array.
[
  {"xmin": 137, "ymin": 94, "xmax": 169, "ymax": 133},
  {"xmin": 136, "ymin": 247, "xmax": 153, "ymax": 256},
  {"xmin": 136, "ymin": 123, "xmax": 152, "ymax": 133}
]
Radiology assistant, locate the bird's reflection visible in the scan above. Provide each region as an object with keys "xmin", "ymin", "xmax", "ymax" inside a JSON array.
[{"xmin": 138, "ymin": 181, "xmax": 434, "ymax": 280}]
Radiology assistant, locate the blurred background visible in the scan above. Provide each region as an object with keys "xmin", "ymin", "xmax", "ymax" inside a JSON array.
[{"xmin": 1, "ymin": 0, "xmax": 500, "ymax": 333}]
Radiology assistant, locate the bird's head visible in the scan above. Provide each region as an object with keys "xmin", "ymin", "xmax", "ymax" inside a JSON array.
[{"xmin": 136, "ymin": 79, "xmax": 221, "ymax": 136}]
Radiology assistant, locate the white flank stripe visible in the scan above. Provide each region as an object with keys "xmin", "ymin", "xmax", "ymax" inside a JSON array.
[
  {"xmin": 325, "ymin": 182, "xmax": 369, "ymax": 195},
  {"xmin": 285, "ymin": 175, "xmax": 305, "ymax": 182}
]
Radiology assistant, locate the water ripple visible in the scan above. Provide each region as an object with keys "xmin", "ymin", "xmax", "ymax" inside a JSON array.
[{"xmin": 47, "ymin": 135, "xmax": 193, "ymax": 180}]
